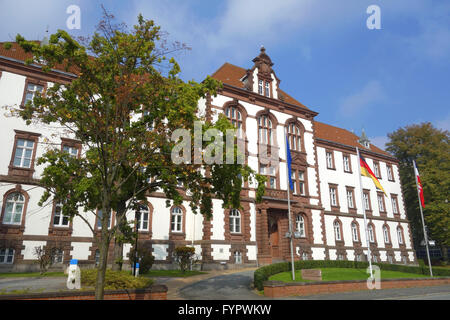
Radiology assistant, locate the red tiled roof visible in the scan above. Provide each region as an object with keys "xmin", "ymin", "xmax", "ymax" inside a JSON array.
[
  {"xmin": 314, "ymin": 121, "xmax": 390, "ymax": 156},
  {"xmin": 0, "ymin": 41, "xmax": 78, "ymax": 75}
]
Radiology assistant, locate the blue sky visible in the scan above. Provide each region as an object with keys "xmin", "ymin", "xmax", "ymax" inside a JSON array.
[{"xmin": 1, "ymin": 0, "xmax": 449, "ymax": 149}]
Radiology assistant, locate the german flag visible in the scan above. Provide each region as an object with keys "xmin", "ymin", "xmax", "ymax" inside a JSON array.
[{"xmin": 360, "ymin": 155, "xmax": 387, "ymax": 196}]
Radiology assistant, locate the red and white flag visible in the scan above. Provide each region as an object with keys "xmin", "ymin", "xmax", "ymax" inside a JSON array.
[{"xmin": 413, "ymin": 160, "xmax": 425, "ymax": 208}]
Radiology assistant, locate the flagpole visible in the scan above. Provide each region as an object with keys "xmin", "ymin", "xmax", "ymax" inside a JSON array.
[
  {"xmin": 356, "ymin": 147, "xmax": 373, "ymax": 277},
  {"xmin": 285, "ymin": 131, "xmax": 296, "ymax": 281},
  {"xmin": 413, "ymin": 160, "xmax": 433, "ymax": 277}
]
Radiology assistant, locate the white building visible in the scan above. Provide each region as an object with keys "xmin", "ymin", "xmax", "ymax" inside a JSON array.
[{"xmin": 0, "ymin": 44, "xmax": 416, "ymax": 271}]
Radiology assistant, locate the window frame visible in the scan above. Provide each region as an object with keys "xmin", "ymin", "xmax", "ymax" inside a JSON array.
[
  {"xmin": 383, "ymin": 225, "xmax": 391, "ymax": 244},
  {"xmin": 52, "ymin": 202, "xmax": 70, "ymax": 228},
  {"xmin": 387, "ymin": 164, "xmax": 395, "ymax": 182},
  {"xmin": 295, "ymin": 215, "xmax": 306, "ymax": 238},
  {"xmin": 21, "ymin": 78, "xmax": 46, "ymax": 107},
  {"xmin": 391, "ymin": 194, "xmax": 400, "ymax": 215},
  {"xmin": 0, "ymin": 248, "xmax": 15, "ymax": 264},
  {"xmin": 343, "ymin": 154, "xmax": 352, "ymax": 173},
  {"xmin": 170, "ymin": 206, "xmax": 183, "ymax": 233},
  {"xmin": 351, "ymin": 222, "xmax": 360, "ymax": 242},
  {"xmin": 329, "ymin": 184, "xmax": 339, "ymax": 209},
  {"xmin": 2, "ymin": 192, "xmax": 26, "ymax": 225},
  {"xmin": 325, "ymin": 150, "xmax": 335, "ymax": 170},
  {"xmin": 229, "ymin": 209, "xmax": 241, "ymax": 234},
  {"xmin": 8, "ymin": 130, "xmax": 41, "ymax": 178},
  {"xmin": 333, "ymin": 220, "xmax": 342, "ymax": 242}
]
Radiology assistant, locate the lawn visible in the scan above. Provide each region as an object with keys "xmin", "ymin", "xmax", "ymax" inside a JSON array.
[
  {"xmin": 144, "ymin": 270, "xmax": 207, "ymax": 278},
  {"xmin": 269, "ymin": 268, "xmax": 430, "ymax": 283},
  {"xmin": 0, "ymin": 272, "xmax": 66, "ymax": 278}
]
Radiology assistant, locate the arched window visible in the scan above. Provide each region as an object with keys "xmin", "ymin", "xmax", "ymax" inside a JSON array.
[
  {"xmin": 383, "ymin": 225, "xmax": 390, "ymax": 243},
  {"xmin": 138, "ymin": 204, "xmax": 150, "ymax": 231},
  {"xmin": 287, "ymin": 122, "xmax": 302, "ymax": 152},
  {"xmin": 334, "ymin": 221, "xmax": 342, "ymax": 241},
  {"xmin": 258, "ymin": 114, "xmax": 274, "ymax": 145},
  {"xmin": 3, "ymin": 193, "xmax": 25, "ymax": 225},
  {"xmin": 229, "ymin": 209, "xmax": 241, "ymax": 233},
  {"xmin": 171, "ymin": 207, "xmax": 183, "ymax": 233},
  {"xmin": 397, "ymin": 227, "xmax": 404, "ymax": 245},
  {"xmin": 368, "ymin": 224, "xmax": 375, "ymax": 243},
  {"xmin": 351, "ymin": 222, "xmax": 359, "ymax": 242},
  {"xmin": 225, "ymin": 106, "xmax": 243, "ymax": 138},
  {"xmin": 296, "ymin": 215, "xmax": 305, "ymax": 237}
]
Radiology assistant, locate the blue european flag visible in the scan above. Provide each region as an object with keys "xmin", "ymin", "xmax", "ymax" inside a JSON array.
[{"xmin": 286, "ymin": 135, "xmax": 294, "ymax": 191}]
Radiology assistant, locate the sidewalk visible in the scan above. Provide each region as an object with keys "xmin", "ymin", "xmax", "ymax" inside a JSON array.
[{"xmin": 153, "ymin": 267, "xmax": 258, "ymax": 300}]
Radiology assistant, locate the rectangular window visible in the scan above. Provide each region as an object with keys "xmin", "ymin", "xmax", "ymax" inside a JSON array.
[
  {"xmin": 13, "ymin": 139, "xmax": 34, "ymax": 168},
  {"xmin": 264, "ymin": 82, "xmax": 270, "ymax": 97},
  {"xmin": 377, "ymin": 194, "xmax": 385, "ymax": 212},
  {"xmin": 346, "ymin": 189, "xmax": 355, "ymax": 209},
  {"xmin": 326, "ymin": 151, "xmax": 334, "ymax": 169},
  {"xmin": 391, "ymin": 195, "xmax": 399, "ymax": 214},
  {"xmin": 171, "ymin": 214, "xmax": 182, "ymax": 232},
  {"xmin": 63, "ymin": 145, "xmax": 79, "ymax": 158},
  {"xmin": 0, "ymin": 249, "xmax": 15, "ymax": 264},
  {"xmin": 329, "ymin": 186, "xmax": 338, "ymax": 207},
  {"xmin": 363, "ymin": 191, "xmax": 371, "ymax": 211},
  {"xmin": 258, "ymin": 80, "xmax": 263, "ymax": 95},
  {"xmin": 343, "ymin": 155, "xmax": 351, "ymax": 172},
  {"xmin": 53, "ymin": 203, "xmax": 69, "ymax": 227},
  {"xmin": 138, "ymin": 212, "xmax": 149, "ymax": 231},
  {"xmin": 373, "ymin": 161, "xmax": 381, "ymax": 179},
  {"xmin": 298, "ymin": 171, "xmax": 305, "ymax": 195},
  {"xmin": 291, "ymin": 171, "xmax": 297, "ymax": 194},
  {"xmin": 261, "ymin": 164, "xmax": 276, "ymax": 189},
  {"xmin": 387, "ymin": 165, "xmax": 394, "ymax": 181},
  {"xmin": 24, "ymin": 83, "xmax": 44, "ymax": 105}
]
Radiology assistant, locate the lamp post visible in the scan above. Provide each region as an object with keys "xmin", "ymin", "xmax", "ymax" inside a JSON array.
[{"xmin": 133, "ymin": 206, "xmax": 141, "ymax": 277}]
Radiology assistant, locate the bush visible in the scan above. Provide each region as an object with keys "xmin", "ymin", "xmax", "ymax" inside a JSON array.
[
  {"xmin": 253, "ymin": 260, "xmax": 450, "ymax": 291},
  {"xmin": 81, "ymin": 269, "xmax": 153, "ymax": 290},
  {"xmin": 173, "ymin": 246, "xmax": 198, "ymax": 273},
  {"xmin": 128, "ymin": 246, "xmax": 155, "ymax": 274}
]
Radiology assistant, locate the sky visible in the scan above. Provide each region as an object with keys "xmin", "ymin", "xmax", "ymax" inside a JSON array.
[{"xmin": 1, "ymin": 0, "xmax": 449, "ymax": 150}]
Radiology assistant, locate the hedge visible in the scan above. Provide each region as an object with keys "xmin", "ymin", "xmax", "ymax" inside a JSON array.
[{"xmin": 254, "ymin": 260, "xmax": 450, "ymax": 291}]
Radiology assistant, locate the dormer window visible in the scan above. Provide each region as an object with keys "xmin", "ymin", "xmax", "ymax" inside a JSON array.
[
  {"xmin": 257, "ymin": 79, "xmax": 271, "ymax": 97},
  {"xmin": 258, "ymin": 80, "xmax": 263, "ymax": 95}
]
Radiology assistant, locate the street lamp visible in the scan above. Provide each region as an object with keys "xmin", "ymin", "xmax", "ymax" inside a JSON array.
[{"xmin": 133, "ymin": 206, "xmax": 141, "ymax": 277}]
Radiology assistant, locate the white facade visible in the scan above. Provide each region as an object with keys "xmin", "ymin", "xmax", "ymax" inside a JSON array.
[{"xmin": 0, "ymin": 46, "xmax": 416, "ymax": 271}]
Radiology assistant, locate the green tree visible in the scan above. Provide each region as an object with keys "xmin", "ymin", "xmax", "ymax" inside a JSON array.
[
  {"xmin": 386, "ymin": 122, "xmax": 449, "ymax": 261},
  {"xmin": 10, "ymin": 11, "xmax": 265, "ymax": 299}
]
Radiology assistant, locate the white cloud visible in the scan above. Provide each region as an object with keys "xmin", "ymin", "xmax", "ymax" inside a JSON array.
[{"xmin": 338, "ymin": 80, "xmax": 386, "ymax": 116}]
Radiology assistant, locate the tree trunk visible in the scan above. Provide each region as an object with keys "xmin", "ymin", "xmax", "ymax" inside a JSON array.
[
  {"xmin": 95, "ymin": 199, "xmax": 112, "ymax": 300},
  {"xmin": 111, "ymin": 201, "xmax": 127, "ymax": 271}
]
